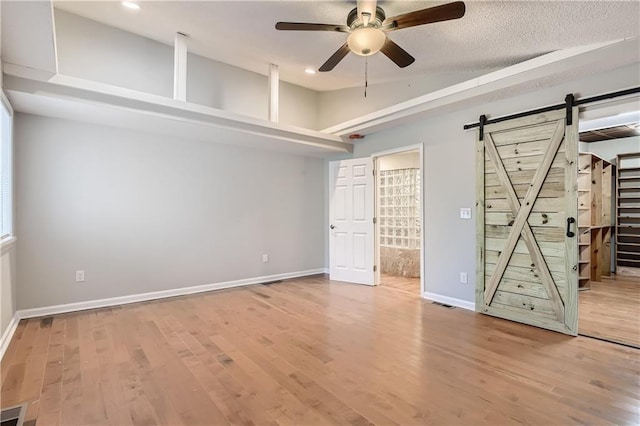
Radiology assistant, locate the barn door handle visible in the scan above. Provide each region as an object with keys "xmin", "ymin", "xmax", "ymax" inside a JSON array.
[{"xmin": 566, "ymin": 217, "xmax": 576, "ymax": 237}]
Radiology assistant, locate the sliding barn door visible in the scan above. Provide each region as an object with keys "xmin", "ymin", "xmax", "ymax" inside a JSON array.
[{"xmin": 476, "ymin": 108, "xmax": 579, "ymax": 335}]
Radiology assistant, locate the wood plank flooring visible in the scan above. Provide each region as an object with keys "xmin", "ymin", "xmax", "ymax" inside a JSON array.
[
  {"xmin": 578, "ymin": 274, "xmax": 640, "ymax": 348},
  {"xmin": 378, "ymin": 274, "xmax": 421, "ymax": 294},
  {"xmin": 1, "ymin": 275, "xmax": 639, "ymax": 425}
]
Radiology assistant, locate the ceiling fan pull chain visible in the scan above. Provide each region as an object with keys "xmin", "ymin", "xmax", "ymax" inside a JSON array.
[{"xmin": 364, "ymin": 57, "xmax": 368, "ymax": 98}]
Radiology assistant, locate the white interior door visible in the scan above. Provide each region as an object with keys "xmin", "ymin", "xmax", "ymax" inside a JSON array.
[{"xmin": 329, "ymin": 158, "xmax": 374, "ymax": 285}]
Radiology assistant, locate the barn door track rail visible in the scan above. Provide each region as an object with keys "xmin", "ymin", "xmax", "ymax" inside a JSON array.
[{"xmin": 465, "ymin": 86, "xmax": 640, "ymax": 137}]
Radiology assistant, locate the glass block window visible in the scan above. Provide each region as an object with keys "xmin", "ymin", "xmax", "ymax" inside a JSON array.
[{"xmin": 379, "ymin": 168, "xmax": 421, "ymax": 249}]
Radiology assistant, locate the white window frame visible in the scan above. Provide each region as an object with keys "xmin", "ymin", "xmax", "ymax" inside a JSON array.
[{"xmin": 0, "ymin": 91, "xmax": 16, "ymax": 251}]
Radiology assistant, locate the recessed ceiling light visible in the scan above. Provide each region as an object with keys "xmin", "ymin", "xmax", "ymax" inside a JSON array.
[
  {"xmin": 121, "ymin": 1, "xmax": 141, "ymax": 10},
  {"xmin": 304, "ymin": 68, "xmax": 317, "ymax": 75}
]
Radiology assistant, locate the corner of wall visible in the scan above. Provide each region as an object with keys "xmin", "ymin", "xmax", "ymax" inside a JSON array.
[{"xmin": 0, "ymin": 311, "xmax": 19, "ymax": 361}]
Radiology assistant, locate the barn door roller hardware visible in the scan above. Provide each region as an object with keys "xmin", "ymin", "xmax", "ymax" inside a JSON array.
[
  {"xmin": 478, "ymin": 114, "xmax": 487, "ymax": 141},
  {"xmin": 464, "ymin": 87, "xmax": 640, "ymax": 132},
  {"xmin": 565, "ymin": 93, "xmax": 575, "ymax": 126}
]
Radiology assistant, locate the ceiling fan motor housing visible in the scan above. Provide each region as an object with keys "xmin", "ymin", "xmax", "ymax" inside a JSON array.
[{"xmin": 347, "ymin": 6, "xmax": 386, "ymax": 28}]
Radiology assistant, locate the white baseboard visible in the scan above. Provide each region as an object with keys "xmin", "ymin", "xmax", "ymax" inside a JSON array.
[
  {"xmin": 0, "ymin": 312, "xmax": 20, "ymax": 361},
  {"xmin": 422, "ymin": 292, "xmax": 476, "ymax": 311},
  {"xmin": 17, "ymin": 268, "xmax": 326, "ymax": 320}
]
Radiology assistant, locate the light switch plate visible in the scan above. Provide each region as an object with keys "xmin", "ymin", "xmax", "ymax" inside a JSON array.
[{"xmin": 460, "ymin": 208, "xmax": 472, "ymax": 219}]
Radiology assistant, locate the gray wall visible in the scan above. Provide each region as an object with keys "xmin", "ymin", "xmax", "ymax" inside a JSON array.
[
  {"xmin": 317, "ymin": 70, "xmax": 500, "ymax": 130},
  {"xmin": 349, "ymin": 63, "xmax": 640, "ymax": 303},
  {"xmin": 54, "ymin": 10, "xmax": 319, "ymax": 129},
  {"xmin": 55, "ymin": 8, "xmax": 173, "ymax": 97},
  {"xmin": 15, "ymin": 113, "xmax": 325, "ymax": 310}
]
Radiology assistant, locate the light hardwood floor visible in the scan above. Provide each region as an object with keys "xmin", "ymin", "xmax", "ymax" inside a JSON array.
[
  {"xmin": 578, "ymin": 274, "xmax": 640, "ymax": 348},
  {"xmin": 378, "ymin": 273, "xmax": 421, "ymax": 294},
  {"xmin": 1, "ymin": 275, "xmax": 639, "ymax": 425}
]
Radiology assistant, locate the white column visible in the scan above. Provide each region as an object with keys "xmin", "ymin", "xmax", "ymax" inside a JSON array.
[
  {"xmin": 173, "ymin": 32, "xmax": 188, "ymax": 102},
  {"xmin": 268, "ymin": 63, "xmax": 279, "ymax": 122}
]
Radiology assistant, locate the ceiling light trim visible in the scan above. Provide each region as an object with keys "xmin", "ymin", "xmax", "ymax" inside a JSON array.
[{"xmin": 121, "ymin": 1, "xmax": 141, "ymax": 11}]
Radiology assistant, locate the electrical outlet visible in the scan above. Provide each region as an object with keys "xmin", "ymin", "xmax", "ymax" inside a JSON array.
[
  {"xmin": 75, "ymin": 270, "xmax": 85, "ymax": 282},
  {"xmin": 460, "ymin": 208, "xmax": 472, "ymax": 219},
  {"xmin": 262, "ymin": 254, "xmax": 269, "ymax": 263},
  {"xmin": 459, "ymin": 272, "xmax": 468, "ymax": 284}
]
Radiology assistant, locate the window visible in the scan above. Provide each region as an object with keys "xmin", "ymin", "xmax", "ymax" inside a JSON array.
[
  {"xmin": 0, "ymin": 93, "xmax": 13, "ymax": 241},
  {"xmin": 378, "ymin": 168, "xmax": 421, "ymax": 249}
]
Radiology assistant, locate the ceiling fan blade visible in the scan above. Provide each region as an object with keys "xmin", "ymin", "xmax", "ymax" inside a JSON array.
[
  {"xmin": 384, "ymin": 1, "xmax": 465, "ymax": 31},
  {"xmin": 357, "ymin": 0, "xmax": 378, "ymax": 25},
  {"xmin": 275, "ymin": 22, "xmax": 350, "ymax": 33},
  {"xmin": 319, "ymin": 43, "xmax": 351, "ymax": 72},
  {"xmin": 380, "ymin": 38, "xmax": 415, "ymax": 68}
]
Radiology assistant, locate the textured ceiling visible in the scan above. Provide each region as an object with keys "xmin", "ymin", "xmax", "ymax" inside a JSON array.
[{"xmin": 54, "ymin": 1, "xmax": 640, "ymax": 92}]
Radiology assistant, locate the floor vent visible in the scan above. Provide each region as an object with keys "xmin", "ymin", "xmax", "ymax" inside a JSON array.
[
  {"xmin": 261, "ymin": 280, "xmax": 283, "ymax": 286},
  {"xmin": 1, "ymin": 404, "xmax": 26, "ymax": 426},
  {"xmin": 432, "ymin": 301, "xmax": 455, "ymax": 309}
]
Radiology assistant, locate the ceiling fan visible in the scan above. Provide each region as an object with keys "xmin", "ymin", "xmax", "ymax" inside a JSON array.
[{"xmin": 275, "ymin": 1, "xmax": 466, "ymax": 72}]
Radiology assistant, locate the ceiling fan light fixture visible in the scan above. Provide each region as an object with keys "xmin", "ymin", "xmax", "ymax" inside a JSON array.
[
  {"xmin": 304, "ymin": 68, "xmax": 317, "ymax": 74},
  {"xmin": 121, "ymin": 1, "xmax": 141, "ymax": 10},
  {"xmin": 347, "ymin": 27, "xmax": 386, "ymax": 56}
]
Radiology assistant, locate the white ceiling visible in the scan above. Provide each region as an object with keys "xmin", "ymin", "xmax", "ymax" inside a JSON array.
[{"xmin": 49, "ymin": 1, "xmax": 640, "ymax": 92}]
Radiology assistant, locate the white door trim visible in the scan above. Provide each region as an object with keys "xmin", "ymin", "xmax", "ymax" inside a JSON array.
[{"xmin": 370, "ymin": 143, "xmax": 425, "ymax": 294}]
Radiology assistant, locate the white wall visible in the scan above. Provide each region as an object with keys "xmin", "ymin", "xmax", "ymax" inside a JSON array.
[
  {"xmin": 15, "ymin": 113, "xmax": 325, "ymax": 310},
  {"xmin": 54, "ymin": 9, "xmax": 319, "ymax": 129},
  {"xmin": 347, "ymin": 63, "xmax": 640, "ymax": 304}
]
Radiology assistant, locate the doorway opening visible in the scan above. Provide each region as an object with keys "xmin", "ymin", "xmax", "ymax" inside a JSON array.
[
  {"xmin": 577, "ymin": 97, "xmax": 640, "ymax": 348},
  {"xmin": 373, "ymin": 146, "xmax": 424, "ymax": 295}
]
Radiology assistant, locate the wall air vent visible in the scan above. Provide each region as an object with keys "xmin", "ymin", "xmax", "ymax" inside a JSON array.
[
  {"xmin": 432, "ymin": 301, "xmax": 455, "ymax": 309},
  {"xmin": 0, "ymin": 403, "xmax": 27, "ymax": 426}
]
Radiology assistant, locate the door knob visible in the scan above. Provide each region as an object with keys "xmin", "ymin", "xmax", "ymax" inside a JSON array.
[{"xmin": 330, "ymin": 224, "xmax": 336, "ymax": 229}]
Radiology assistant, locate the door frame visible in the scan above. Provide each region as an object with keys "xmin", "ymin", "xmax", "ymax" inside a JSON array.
[{"xmin": 370, "ymin": 143, "xmax": 425, "ymax": 294}]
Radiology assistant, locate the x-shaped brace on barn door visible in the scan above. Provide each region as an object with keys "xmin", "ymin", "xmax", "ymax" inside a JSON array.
[{"xmin": 483, "ymin": 120, "xmax": 566, "ymax": 322}]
